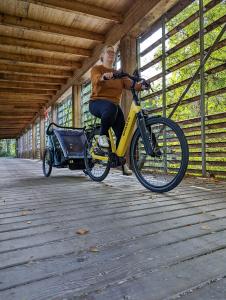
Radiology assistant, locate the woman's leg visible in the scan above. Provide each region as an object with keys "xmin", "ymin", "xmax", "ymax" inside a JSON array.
[
  {"xmin": 112, "ymin": 105, "xmax": 125, "ymax": 147},
  {"xmin": 89, "ymin": 100, "xmax": 118, "ymax": 135},
  {"xmin": 112, "ymin": 106, "xmax": 132, "ymax": 175}
]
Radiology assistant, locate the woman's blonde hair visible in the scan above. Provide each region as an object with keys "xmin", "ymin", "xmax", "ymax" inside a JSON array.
[{"xmin": 100, "ymin": 45, "xmax": 114, "ymax": 62}]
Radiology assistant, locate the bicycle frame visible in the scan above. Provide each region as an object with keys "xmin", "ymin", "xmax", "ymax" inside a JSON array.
[{"xmin": 91, "ymin": 101, "xmax": 141, "ymax": 161}]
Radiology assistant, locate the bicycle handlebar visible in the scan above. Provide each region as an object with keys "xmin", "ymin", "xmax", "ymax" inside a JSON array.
[{"xmin": 103, "ymin": 71, "xmax": 151, "ymax": 90}]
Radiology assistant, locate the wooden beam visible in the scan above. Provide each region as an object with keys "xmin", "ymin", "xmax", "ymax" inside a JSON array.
[
  {"xmin": 0, "ymin": 130, "xmax": 20, "ymax": 133},
  {"xmin": 0, "ymin": 88, "xmax": 56, "ymax": 95},
  {"xmin": 0, "ymin": 104, "xmax": 40, "ymax": 109},
  {"xmin": 0, "ymin": 125, "xmax": 25, "ymax": 128},
  {"xmin": 49, "ymin": 0, "xmax": 179, "ymax": 106},
  {"xmin": 0, "ymin": 52, "xmax": 82, "ymax": 69},
  {"xmin": 40, "ymin": 116, "xmax": 45, "ymax": 159},
  {"xmin": 143, "ymin": 38, "xmax": 226, "ymax": 83},
  {"xmin": 0, "ymin": 14, "xmax": 104, "ymax": 42},
  {"xmin": 0, "ymin": 64, "xmax": 72, "ymax": 77},
  {"xmin": 1, "ymin": 128, "xmax": 20, "ymax": 134},
  {"xmin": 0, "ymin": 130, "xmax": 21, "ymax": 133},
  {"xmin": 0, "ymin": 115, "xmax": 35, "ymax": 120},
  {"xmin": 120, "ymin": 34, "xmax": 137, "ymax": 118},
  {"xmin": 0, "ymin": 100, "xmax": 47, "ymax": 107},
  {"xmin": 0, "ymin": 73, "xmax": 66, "ymax": 84},
  {"xmin": 32, "ymin": 123, "xmax": 35, "ymax": 159},
  {"xmin": 131, "ymin": 0, "xmax": 185, "ymax": 38},
  {"xmin": 21, "ymin": 0, "xmax": 122, "ymax": 22},
  {"xmin": 0, "ymin": 82, "xmax": 60, "ymax": 90},
  {"xmin": 139, "ymin": 0, "xmax": 221, "ymax": 55},
  {"xmin": 0, "ymin": 59, "xmax": 75, "ymax": 71},
  {"xmin": 141, "ymin": 63, "xmax": 226, "ymax": 101},
  {"xmin": 0, "ymin": 116, "xmax": 32, "ymax": 119},
  {"xmin": 20, "ymin": 0, "xmax": 123, "ymax": 23},
  {"xmin": 0, "ymin": 120, "xmax": 29, "ymax": 124},
  {"xmin": 51, "ymin": 104, "xmax": 57, "ymax": 123},
  {"xmin": 72, "ymin": 85, "xmax": 81, "ymax": 127},
  {"xmin": 0, "ymin": 106, "xmax": 39, "ymax": 112},
  {"xmin": 0, "ymin": 103, "xmax": 14, "ymax": 111},
  {"xmin": 0, "ymin": 134, "xmax": 20, "ymax": 138},
  {"xmin": 0, "ymin": 36, "xmax": 91, "ymax": 58},
  {"xmin": 0, "ymin": 103, "xmax": 46, "ymax": 109},
  {"xmin": 0, "ymin": 94, "xmax": 51, "ymax": 101},
  {"xmin": 140, "ymin": 15, "xmax": 226, "ymax": 72}
]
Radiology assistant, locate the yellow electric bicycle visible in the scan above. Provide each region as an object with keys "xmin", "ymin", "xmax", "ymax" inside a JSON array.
[{"xmin": 84, "ymin": 71, "xmax": 189, "ymax": 193}]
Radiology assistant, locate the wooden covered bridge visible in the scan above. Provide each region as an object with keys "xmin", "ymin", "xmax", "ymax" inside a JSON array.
[{"xmin": 0, "ymin": 0, "xmax": 226, "ymax": 299}]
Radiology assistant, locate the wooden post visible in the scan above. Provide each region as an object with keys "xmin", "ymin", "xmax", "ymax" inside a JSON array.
[
  {"xmin": 51, "ymin": 104, "xmax": 57, "ymax": 123},
  {"xmin": 40, "ymin": 116, "xmax": 45, "ymax": 160},
  {"xmin": 119, "ymin": 34, "xmax": 137, "ymax": 118},
  {"xmin": 16, "ymin": 138, "xmax": 19, "ymax": 158},
  {"xmin": 72, "ymin": 84, "xmax": 81, "ymax": 127},
  {"xmin": 32, "ymin": 123, "xmax": 35, "ymax": 159},
  {"xmin": 24, "ymin": 131, "xmax": 28, "ymax": 158},
  {"xmin": 119, "ymin": 34, "xmax": 137, "ymax": 166}
]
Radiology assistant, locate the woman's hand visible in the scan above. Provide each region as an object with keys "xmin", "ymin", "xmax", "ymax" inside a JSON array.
[{"xmin": 101, "ymin": 72, "xmax": 113, "ymax": 80}]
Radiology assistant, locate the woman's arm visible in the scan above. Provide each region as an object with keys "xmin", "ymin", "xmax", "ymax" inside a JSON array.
[
  {"xmin": 91, "ymin": 66, "xmax": 113, "ymax": 85},
  {"xmin": 91, "ymin": 67, "xmax": 104, "ymax": 86},
  {"xmin": 123, "ymin": 78, "xmax": 142, "ymax": 91}
]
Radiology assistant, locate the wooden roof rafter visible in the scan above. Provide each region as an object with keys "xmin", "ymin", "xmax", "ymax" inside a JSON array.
[
  {"xmin": 0, "ymin": 13, "xmax": 105, "ymax": 42},
  {"xmin": 0, "ymin": 73, "xmax": 67, "ymax": 84},
  {"xmin": 18, "ymin": 0, "xmax": 123, "ymax": 23},
  {"xmin": 0, "ymin": 36, "xmax": 92, "ymax": 58},
  {"xmin": 0, "ymin": 52, "xmax": 82, "ymax": 69},
  {"xmin": 49, "ymin": 0, "xmax": 180, "ymax": 106},
  {"xmin": 0, "ymin": 0, "xmax": 180, "ymax": 139}
]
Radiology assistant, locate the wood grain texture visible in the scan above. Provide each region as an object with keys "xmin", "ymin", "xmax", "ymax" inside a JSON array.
[{"xmin": 0, "ymin": 158, "xmax": 226, "ymax": 299}]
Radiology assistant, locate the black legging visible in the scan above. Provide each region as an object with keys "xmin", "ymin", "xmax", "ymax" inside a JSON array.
[{"xmin": 89, "ymin": 99, "xmax": 125, "ymax": 147}]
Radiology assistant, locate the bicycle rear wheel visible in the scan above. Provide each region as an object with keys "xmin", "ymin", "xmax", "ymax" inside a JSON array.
[
  {"xmin": 84, "ymin": 134, "xmax": 110, "ymax": 182},
  {"xmin": 130, "ymin": 116, "xmax": 189, "ymax": 192}
]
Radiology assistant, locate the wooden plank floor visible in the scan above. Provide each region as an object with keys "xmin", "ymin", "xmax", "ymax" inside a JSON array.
[{"xmin": 0, "ymin": 157, "xmax": 226, "ymax": 300}]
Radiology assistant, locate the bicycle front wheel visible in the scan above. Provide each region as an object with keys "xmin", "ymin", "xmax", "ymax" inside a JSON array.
[{"xmin": 130, "ymin": 116, "xmax": 189, "ymax": 193}]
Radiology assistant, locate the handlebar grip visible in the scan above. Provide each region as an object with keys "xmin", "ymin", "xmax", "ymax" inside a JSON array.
[{"xmin": 142, "ymin": 81, "xmax": 151, "ymax": 90}]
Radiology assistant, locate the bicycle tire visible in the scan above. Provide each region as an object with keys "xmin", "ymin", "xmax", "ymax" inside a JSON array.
[
  {"xmin": 130, "ymin": 116, "xmax": 189, "ymax": 193},
  {"xmin": 42, "ymin": 148, "xmax": 53, "ymax": 177},
  {"xmin": 84, "ymin": 135, "xmax": 110, "ymax": 182}
]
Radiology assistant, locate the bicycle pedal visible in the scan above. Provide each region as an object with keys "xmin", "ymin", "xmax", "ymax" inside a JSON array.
[
  {"xmin": 154, "ymin": 148, "xmax": 162, "ymax": 157},
  {"xmin": 94, "ymin": 147, "xmax": 108, "ymax": 156}
]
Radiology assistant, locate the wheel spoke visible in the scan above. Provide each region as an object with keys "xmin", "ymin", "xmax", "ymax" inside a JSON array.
[
  {"xmin": 131, "ymin": 117, "xmax": 188, "ymax": 192},
  {"xmin": 42, "ymin": 148, "xmax": 53, "ymax": 177},
  {"xmin": 84, "ymin": 137, "xmax": 110, "ymax": 182}
]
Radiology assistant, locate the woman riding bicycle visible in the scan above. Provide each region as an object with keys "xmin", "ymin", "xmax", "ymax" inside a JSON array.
[{"xmin": 89, "ymin": 45, "xmax": 146, "ymax": 175}]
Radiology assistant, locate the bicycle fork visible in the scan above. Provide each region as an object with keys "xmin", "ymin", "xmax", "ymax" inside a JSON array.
[{"xmin": 137, "ymin": 112, "xmax": 155, "ymax": 157}]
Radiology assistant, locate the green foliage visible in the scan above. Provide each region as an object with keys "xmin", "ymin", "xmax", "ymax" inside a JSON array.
[
  {"xmin": 140, "ymin": 0, "xmax": 226, "ymax": 121},
  {"xmin": 57, "ymin": 96, "xmax": 73, "ymax": 127},
  {"xmin": 0, "ymin": 139, "xmax": 16, "ymax": 157},
  {"xmin": 81, "ymin": 81, "xmax": 101, "ymax": 128}
]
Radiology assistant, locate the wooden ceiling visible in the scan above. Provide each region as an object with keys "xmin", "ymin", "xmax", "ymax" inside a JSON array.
[{"xmin": 0, "ymin": 0, "xmax": 178, "ymax": 139}]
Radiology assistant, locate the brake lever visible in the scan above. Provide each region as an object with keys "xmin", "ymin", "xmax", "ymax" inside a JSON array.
[{"xmin": 141, "ymin": 79, "xmax": 154, "ymax": 92}]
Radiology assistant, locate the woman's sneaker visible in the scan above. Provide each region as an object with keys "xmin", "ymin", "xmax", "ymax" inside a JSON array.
[
  {"xmin": 98, "ymin": 135, "xmax": 109, "ymax": 148},
  {"xmin": 122, "ymin": 163, "xmax": 132, "ymax": 176}
]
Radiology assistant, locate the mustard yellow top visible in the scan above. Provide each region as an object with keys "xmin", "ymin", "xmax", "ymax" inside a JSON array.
[{"xmin": 90, "ymin": 65, "xmax": 142, "ymax": 105}]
